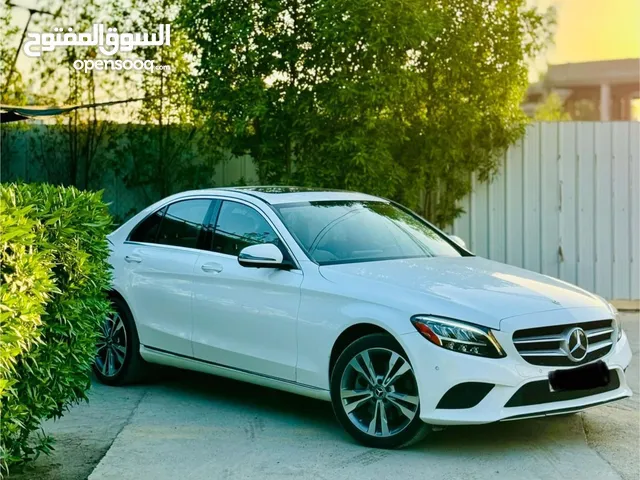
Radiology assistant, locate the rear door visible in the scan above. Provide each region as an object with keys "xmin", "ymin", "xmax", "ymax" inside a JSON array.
[{"xmin": 120, "ymin": 198, "xmax": 215, "ymax": 356}]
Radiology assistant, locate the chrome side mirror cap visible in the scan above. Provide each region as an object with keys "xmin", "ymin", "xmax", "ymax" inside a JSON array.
[
  {"xmin": 238, "ymin": 243, "xmax": 285, "ymax": 268},
  {"xmin": 448, "ymin": 235, "xmax": 466, "ymax": 249}
]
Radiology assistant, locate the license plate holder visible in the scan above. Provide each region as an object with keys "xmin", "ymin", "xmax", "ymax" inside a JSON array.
[{"xmin": 548, "ymin": 360, "xmax": 610, "ymax": 392}]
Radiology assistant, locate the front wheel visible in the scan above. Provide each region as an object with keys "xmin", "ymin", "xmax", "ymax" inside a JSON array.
[{"xmin": 330, "ymin": 333, "xmax": 431, "ymax": 448}]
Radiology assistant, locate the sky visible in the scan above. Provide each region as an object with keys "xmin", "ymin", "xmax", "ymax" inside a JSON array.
[
  {"xmin": 539, "ymin": 0, "xmax": 640, "ymax": 64},
  {"xmin": 7, "ymin": 0, "xmax": 640, "ymax": 97},
  {"xmin": 10, "ymin": 0, "xmax": 640, "ymax": 67}
]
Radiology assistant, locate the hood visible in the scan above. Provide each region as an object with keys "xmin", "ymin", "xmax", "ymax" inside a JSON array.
[{"xmin": 318, "ymin": 256, "xmax": 605, "ymax": 329}]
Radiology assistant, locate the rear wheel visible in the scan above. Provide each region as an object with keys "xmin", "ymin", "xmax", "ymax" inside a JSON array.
[
  {"xmin": 93, "ymin": 297, "xmax": 145, "ymax": 386},
  {"xmin": 330, "ymin": 333, "xmax": 431, "ymax": 448}
]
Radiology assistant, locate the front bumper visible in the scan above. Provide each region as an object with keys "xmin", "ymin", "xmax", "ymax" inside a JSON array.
[{"xmin": 401, "ymin": 327, "xmax": 633, "ymax": 426}]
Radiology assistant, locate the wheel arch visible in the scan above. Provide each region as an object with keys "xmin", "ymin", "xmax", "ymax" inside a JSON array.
[
  {"xmin": 329, "ymin": 323, "xmax": 399, "ymax": 381},
  {"xmin": 105, "ymin": 288, "xmax": 141, "ymax": 337},
  {"xmin": 107, "ymin": 288, "xmax": 126, "ymax": 303}
]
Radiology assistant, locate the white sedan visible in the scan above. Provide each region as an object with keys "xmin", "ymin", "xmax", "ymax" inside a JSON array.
[{"xmin": 96, "ymin": 187, "xmax": 633, "ymax": 448}]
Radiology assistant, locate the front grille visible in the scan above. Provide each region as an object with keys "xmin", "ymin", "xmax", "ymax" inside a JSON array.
[
  {"xmin": 512, "ymin": 319, "xmax": 614, "ymax": 366},
  {"xmin": 505, "ymin": 370, "xmax": 620, "ymax": 407}
]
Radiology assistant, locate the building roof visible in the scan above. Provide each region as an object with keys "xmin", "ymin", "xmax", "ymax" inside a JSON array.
[{"xmin": 531, "ymin": 58, "xmax": 640, "ymax": 91}]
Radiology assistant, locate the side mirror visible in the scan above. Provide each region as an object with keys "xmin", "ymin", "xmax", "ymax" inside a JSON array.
[
  {"xmin": 238, "ymin": 243, "xmax": 285, "ymax": 268},
  {"xmin": 448, "ymin": 235, "xmax": 466, "ymax": 249}
]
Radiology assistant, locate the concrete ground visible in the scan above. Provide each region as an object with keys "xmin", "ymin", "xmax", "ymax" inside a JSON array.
[{"xmin": 10, "ymin": 313, "xmax": 639, "ymax": 480}]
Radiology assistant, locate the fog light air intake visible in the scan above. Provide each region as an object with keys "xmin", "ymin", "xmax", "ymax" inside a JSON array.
[{"xmin": 436, "ymin": 382, "xmax": 495, "ymax": 409}]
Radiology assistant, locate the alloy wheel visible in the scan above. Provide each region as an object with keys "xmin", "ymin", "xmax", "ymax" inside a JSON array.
[
  {"xmin": 95, "ymin": 312, "xmax": 128, "ymax": 377},
  {"xmin": 339, "ymin": 347, "xmax": 419, "ymax": 437}
]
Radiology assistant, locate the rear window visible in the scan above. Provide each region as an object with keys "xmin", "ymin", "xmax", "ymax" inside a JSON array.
[
  {"xmin": 129, "ymin": 207, "xmax": 165, "ymax": 243},
  {"xmin": 128, "ymin": 199, "xmax": 212, "ymax": 250}
]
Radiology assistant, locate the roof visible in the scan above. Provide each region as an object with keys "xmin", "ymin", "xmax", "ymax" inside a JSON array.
[
  {"xmin": 528, "ymin": 58, "xmax": 640, "ymax": 92},
  {"xmin": 216, "ymin": 186, "xmax": 385, "ymax": 205}
]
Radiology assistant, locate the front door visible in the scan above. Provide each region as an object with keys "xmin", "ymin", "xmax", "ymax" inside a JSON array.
[{"xmin": 191, "ymin": 200, "xmax": 302, "ymax": 381}]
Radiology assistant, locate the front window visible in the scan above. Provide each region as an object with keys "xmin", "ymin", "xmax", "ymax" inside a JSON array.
[
  {"xmin": 274, "ymin": 200, "xmax": 462, "ymax": 265},
  {"xmin": 211, "ymin": 201, "xmax": 281, "ymax": 256}
]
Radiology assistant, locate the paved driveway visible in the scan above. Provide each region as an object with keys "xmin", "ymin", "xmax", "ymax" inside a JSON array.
[{"xmin": 12, "ymin": 313, "xmax": 639, "ymax": 480}]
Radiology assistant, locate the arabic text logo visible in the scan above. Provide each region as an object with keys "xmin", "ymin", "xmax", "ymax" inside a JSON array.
[{"xmin": 23, "ymin": 24, "xmax": 171, "ymax": 58}]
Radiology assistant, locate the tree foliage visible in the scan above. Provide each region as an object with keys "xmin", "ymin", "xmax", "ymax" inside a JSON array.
[
  {"xmin": 18, "ymin": 0, "xmax": 135, "ymax": 191},
  {"xmin": 106, "ymin": 0, "xmax": 222, "ymax": 204},
  {"xmin": 533, "ymin": 92, "xmax": 571, "ymax": 121},
  {"xmin": 0, "ymin": 184, "xmax": 112, "ymax": 473},
  {"xmin": 0, "ymin": 3, "xmax": 27, "ymax": 105},
  {"xmin": 181, "ymin": 0, "xmax": 553, "ymax": 225},
  {"xmin": 1, "ymin": 0, "xmax": 220, "ymax": 219}
]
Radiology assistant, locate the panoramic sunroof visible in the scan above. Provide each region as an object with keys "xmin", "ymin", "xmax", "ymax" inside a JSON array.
[{"xmin": 232, "ymin": 186, "xmax": 345, "ymax": 194}]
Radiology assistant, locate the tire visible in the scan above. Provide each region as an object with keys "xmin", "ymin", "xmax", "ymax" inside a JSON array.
[
  {"xmin": 93, "ymin": 296, "xmax": 146, "ymax": 386},
  {"xmin": 330, "ymin": 333, "xmax": 431, "ymax": 448}
]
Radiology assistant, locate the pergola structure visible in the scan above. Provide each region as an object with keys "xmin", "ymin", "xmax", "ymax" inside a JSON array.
[{"xmin": 0, "ymin": 98, "xmax": 148, "ymax": 123}]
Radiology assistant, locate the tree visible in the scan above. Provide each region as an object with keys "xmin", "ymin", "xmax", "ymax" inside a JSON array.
[
  {"xmin": 0, "ymin": 3, "xmax": 27, "ymax": 105},
  {"xmin": 180, "ymin": 0, "xmax": 554, "ymax": 226},
  {"xmin": 534, "ymin": 92, "xmax": 571, "ymax": 121},
  {"xmin": 107, "ymin": 0, "xmax": 222, "ymax": 204},
  {"xmin": 20, "ymin": 0, "xmax": 132, "ymax": 190},
  {"xmin": 2, "ymin": 0, "xmax": 217, "ymax": 206}
]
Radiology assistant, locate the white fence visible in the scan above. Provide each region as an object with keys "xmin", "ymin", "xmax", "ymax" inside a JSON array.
[{"xmin": 449, "ymin": 122, "xmax": 640, "ymax": 301}]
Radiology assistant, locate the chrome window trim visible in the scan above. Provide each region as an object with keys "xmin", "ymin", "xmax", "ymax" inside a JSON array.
[{"xmin": 124, "ymin": 193, "xmax": 302, "ymax": 270}]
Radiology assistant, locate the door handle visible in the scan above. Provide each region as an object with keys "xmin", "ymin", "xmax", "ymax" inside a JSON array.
[
  {"xmin": 201, "ymin": 262, "xmax": 223, "ymax": 273},
  {"xmin": 124, "ymin": 255, "xmax": 142, "ymax": 263}
]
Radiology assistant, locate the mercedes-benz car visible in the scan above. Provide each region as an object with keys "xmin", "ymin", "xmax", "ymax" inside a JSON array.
[{"xmin": 96, "ymin": 187, "xmax": 633, "ymax": 448}]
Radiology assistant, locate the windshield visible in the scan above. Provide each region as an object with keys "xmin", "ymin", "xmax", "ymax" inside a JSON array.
[{"xmin": 274, "ymin": 200, "xmax": 463, "ymax": 265}]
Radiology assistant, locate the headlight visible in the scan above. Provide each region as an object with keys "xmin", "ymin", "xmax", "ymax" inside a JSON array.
[
  {"xmin": 607, "ymin": 302, "xmax": 623, "ymax": 342},
  {"xmin": 410, "ymin": 315, "xmax": 506, "ymax": 359}
]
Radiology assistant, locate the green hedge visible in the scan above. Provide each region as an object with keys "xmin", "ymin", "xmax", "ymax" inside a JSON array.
[{"xmin": 0, "ymin": 183, "xmax": 112, "ymax": 473}]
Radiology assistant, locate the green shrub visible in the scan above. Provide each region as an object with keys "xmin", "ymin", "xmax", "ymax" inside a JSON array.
[{"xmin": 0, "ymin": 183, "xmax": 112, "ymax": 473}]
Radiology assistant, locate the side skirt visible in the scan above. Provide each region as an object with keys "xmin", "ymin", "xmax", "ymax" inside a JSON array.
[{"xmin": 140, "ymin": 345, "xmax": 331, "ymax": 402}]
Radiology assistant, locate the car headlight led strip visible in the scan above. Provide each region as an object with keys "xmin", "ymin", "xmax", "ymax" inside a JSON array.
[{"xmin": 411, "ymin": 315, "xmax": 506, "ymax": 359}]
